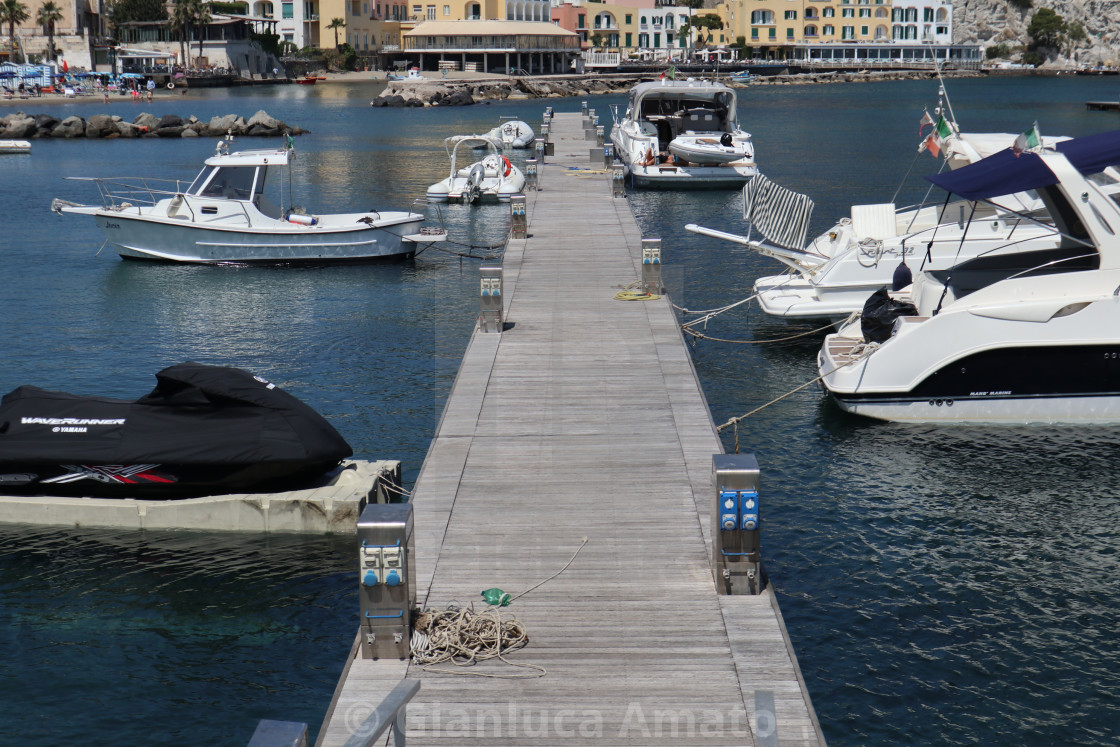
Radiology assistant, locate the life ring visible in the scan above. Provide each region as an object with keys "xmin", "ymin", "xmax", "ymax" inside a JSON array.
[
  {"xmin": 167, "ymin": 82, "xmax": 175, "ymax": 89},
  {"xmin": 501, "ymin": 155, "xmax": 512, "ymax": 177}
]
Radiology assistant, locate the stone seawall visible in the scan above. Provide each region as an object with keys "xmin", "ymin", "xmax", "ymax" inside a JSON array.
[
  {"xmin": 0, "ymin": 109, "xmax": 306, "ymax": 139},
  {"xmin": 371, "ymin": 69, "xmax": 982, "ymax": 107}
]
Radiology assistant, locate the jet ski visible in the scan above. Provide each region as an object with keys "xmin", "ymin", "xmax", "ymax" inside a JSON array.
[{"xmin": 0, "ymin": 362, "xmax": 353, "ymax": 497}]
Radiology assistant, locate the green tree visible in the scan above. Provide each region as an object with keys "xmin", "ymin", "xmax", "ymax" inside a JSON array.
[
  {"xmin": 110, "ymin": 0, "xmax": 167, "ymax": 33},
  {"xmin": 0, "ymin": 0, "xmax": 29, "ymax": 62},
  {"xmin": 590, "ymin": 31, "xmax": 603, "ymax": 50},
  {"xmin": 690, "ymin": 13, "xmax": 724, "ymax": 49},
  {"xmin": 192, "ymin": 0, "xmax": 212, "ymax": 64},
  {"xmin": 1026, "ymin": 7, "xmax": 1066, "ymax": 51},
  {"xmin": 328, "ymin": 17, "xmax": 345, "ymax": 48},
  {"xmin": 35, "ymin": 0, "xmax": 63, "ymax": 62}
]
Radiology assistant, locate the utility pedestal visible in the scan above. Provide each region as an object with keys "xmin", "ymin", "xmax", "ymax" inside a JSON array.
[
  {"xmin": 358, "ymin": 502, "xmax": 415, "ymax": 659},
  {"xmin": 712, "ymin": 453, "xmax": 763, "ymax": 595}
]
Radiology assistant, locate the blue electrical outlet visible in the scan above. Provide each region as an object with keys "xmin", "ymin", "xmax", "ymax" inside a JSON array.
[
  {"xmin": 719, "ymin": 489, "xmax": 739, "ymax": 531},
  {"xmin": 739, "ymin": 490, "xmax": 759, "ymax": 531}
]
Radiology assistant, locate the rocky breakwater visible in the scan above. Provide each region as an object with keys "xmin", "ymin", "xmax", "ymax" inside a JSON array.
[
  {"xmin": 370, "ymin": 76, "xmax": 636, "ymax": 107},
  {"xmin": 0, "ymin": 109, "xmax": 306, "ymax": 139}
]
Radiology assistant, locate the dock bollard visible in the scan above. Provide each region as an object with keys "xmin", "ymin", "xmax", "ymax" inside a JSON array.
[
  {"xmin": 534, "ymin": 137, "xmax": 546, "ymax": 165},
  {"xmin": 612, "ymin": 165, "xmax": 626, "ymax": 197},
  {"xmin": 712, "ymin": 453, "xmax": 763, "ymax": 596},
  {"xmin": 603, "ymin": 143, "xmax": 615, "ymax": 169},
  {"xmin": 641, "ymin": 237, "xmax": 662, "ymax": 295},
  {"xmin": 510, "ymin": 195, "xmax": 527, "ymax": 239},
  {"xmin": 524, "ymin": 158, "xmax": 537, "ymax": 191},
  {"xmin": 479, "ymin": 265, "xmax": 503, "ymax": 333},
  {"xmin": 595, "ymin": 125, "xmax": 605, "ymax": 146}
]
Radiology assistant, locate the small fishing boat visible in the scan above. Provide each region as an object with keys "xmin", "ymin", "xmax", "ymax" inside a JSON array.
[
  {"xmin": 426, "ymin": 135, "xmax": 526, "ymax": 203},
  {"xmin": 295, "ymin": 76, "xmax": 317, "ymax": 85},
  {"xmin": 0, "ymin": 362, "xmax": 353, "ymax": 497},
  {"xmin": 388, "ymin": 67, "xmax": 424, "ymax": 81},
  {"xmin": 0, "ymin": 139, "xmax": 30, "ymax": 154},
  {"xmin": 52, "ymin": 134, "xmax": 446, "ymax": 263}
]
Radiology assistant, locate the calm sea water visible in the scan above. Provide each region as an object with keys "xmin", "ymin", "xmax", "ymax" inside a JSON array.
[{"xmin": 1, "ymin": 75, "xmax": 1118, "ymax": 745}]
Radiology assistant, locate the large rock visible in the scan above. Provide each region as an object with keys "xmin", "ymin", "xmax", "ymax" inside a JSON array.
[
  {"xmin": 114, "ymin": 120, "xmax": 141, "ymax": 138},
  {"xmin": 133, "ymin": 112, "xmax": 161, "ymax": 133},
  {"xmin": 206, "ymin": 113, "xmax": 240, "ymax": 136},
  {"xmin": 1, "ymin": 113, "xmax": 38, "ymax": 138},
  {"xmin": 51, "ymin": 115, "xmax": 85, "ymax": 138},
  {"xmin": 157, "ymin": 114, "xmax": 183, "ymax": 130},
  {"xmin": 247, "ymin": 109, "xmax": 283, "ymax": 130},
  {"xmin": 85, "ymin": 114, "xmax": 117, "ymax": 139}
]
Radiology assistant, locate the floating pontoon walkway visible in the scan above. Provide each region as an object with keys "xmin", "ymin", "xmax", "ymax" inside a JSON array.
[{"xmin": 317, "ymin": 112, "xmax": 825, "ymax": 746}]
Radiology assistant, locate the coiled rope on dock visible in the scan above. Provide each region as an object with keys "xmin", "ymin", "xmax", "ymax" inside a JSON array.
[
  {"xmin": 410, "ymin": 537, "xmax": 589, "ymax": 678},
  {"xmin": 411, "ymin": 606, "xmax": 544, "ymax": 679}
]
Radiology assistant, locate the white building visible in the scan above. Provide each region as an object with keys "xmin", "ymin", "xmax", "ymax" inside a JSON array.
[{"xmin": 891, "ymin": 0, "xmax": 951, "ymax": 43}]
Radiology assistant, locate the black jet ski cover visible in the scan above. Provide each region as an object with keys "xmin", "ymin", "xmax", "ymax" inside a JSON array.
[
  {"xmin": 0, "ymin": 362, "xmax": 353, "ymax": 497},
  {"xmin": 860, "ymin": 288, "xmax": 919, "ymax": 345}
]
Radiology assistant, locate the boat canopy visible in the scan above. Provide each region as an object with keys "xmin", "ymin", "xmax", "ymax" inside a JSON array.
[
  {"xmin": 927, "ymin": 129, "xmax": 1120, "ymax": 201},
  {"xmin": 626, "ymin": 79, "xmax": 738, "ymax": 125}
]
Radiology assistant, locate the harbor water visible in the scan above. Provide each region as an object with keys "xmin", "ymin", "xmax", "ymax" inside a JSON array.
[{"xmin": 1, "ymin": 75, "xmax": 1118, "ymax": 745}]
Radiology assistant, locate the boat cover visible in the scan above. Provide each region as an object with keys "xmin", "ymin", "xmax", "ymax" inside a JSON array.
[
  {"xmin": 0, "ymin": 362, "xmax": 353, "ymax": 496},
  {"xmin": 927, "ymin": 129, "xmax": 1120, "ymax": 201}
]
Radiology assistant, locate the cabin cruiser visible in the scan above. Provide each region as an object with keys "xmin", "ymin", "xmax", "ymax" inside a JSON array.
[
  {"xmin": 478, "ymin": 117, "xmax": 535, "ymax": 149},
  {"xmin": 0, "ymin": 362, "xmax": 353, "ymax": 497},
  {"xmin": 52, "ymin": 135, "xmax": 444, "ymax": 263},
  {"xmin": 610, "ymin": 79, "xmax": 756, "ymax": 188},
  {"xmin": 686, "ymin": 129, "xmax": 1070, "ymax": 323},
  {"xmin": 426, "ymin": 134, "xmax": 526, "ymax": 203},
  {"xmin": 818, "ymin": 129, "xmax": 1120, "ymax": 424}
]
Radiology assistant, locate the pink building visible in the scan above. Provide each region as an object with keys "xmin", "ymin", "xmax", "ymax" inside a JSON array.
[{"xmin": 551, "ymin": 3, "xmax": 589, "ymax": 50}]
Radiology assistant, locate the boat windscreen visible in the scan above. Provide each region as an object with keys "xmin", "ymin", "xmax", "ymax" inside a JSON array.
[{"xmin": 195, "ymin": 166, "xmax": 258, "ymax": 199}]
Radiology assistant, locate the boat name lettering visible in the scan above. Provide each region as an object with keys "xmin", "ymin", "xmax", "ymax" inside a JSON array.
[
  {"xmin": 968, "ymin": 391, "xmax": 1011, "ymax": 397},
  {"xmin": 105, "ymin": 222, "xmax": 121, "ymax": 229},
  {"xmin": 22, "ymin": 417, "xmax": 126, "ymax": 426},
  {"xmin": 56, "ymin": 426, "xmax": 87, "ymax": 433}
]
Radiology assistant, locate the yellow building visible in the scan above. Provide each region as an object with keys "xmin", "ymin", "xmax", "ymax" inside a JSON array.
[{"xmin": 718, "ymin": 0, "xmax": 892, "ymax": 56}]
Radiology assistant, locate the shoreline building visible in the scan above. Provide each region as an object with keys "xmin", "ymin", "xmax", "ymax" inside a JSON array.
[{"xmin": 401, "ymin": 18, "xmax": 579, "ymax": 72}]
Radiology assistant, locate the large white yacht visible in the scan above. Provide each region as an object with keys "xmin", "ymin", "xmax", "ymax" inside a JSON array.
[
  {"xmin": 610, "ymin": 79, "xmax": 756, "ymax": 188},
  {"xmin": 53, "ymin": 136, "xmax": 443, "ymax": 264},
  {"xmin": 818, "ymin": 129, "xmax": 1120, "ymax": 424},
  {"xmin": 687, "ymin": 129, "xmax": 1069, "ymax": 324}
]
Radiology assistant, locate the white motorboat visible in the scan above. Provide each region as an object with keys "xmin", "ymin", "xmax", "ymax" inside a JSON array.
[
  {"xmin": 52, "ymin": 135, "xmax": 445, "ymax": 264},
  {"xmin": 687, "ymin": 128, "xmax": 1071, "ymax": 324},
  {"xmin": 0, "ymin": 139, "xmax": 30, "ymax": 154},
  {"xmin": 818, "ymin": 128, "xmax": 1120, "ymax": 424},
  {"xmin": 610, "ymin": 79, "xmax": 756, "ymax": 189},
  {"xmin": 426, "ymin": 134, "xmax": 526, "ymax": 203},
  {"xmin": 479, "ymin": 117, "xmax": 535, "ymax": 149}
]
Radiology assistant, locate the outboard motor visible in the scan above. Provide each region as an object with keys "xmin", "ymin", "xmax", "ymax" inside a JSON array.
[{"xmin": 463, "ymin": 162, "xmax": 485, "ymax": 204}]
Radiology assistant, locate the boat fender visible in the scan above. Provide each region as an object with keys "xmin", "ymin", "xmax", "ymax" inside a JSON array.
[
  {"xmin": 892, "ymin": 261, "xmax": 912, "ymax": 291},
  {"xmin": 167, "ymin": 82, "xmax": 175, "ymax": 89},
  {"xmin": 502, "ymin": 155, "xmax": 512, "ymax": 177},
  {"xmin": 720, "ymin": 133, "xmax": 733, "ymax": 147},
  {"xmin": 288, "ymin": 213, "xmax": 318, "ymax": 226}
]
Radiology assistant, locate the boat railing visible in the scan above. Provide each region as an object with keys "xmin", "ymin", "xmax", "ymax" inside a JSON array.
[
  {"xmin": 66, "ymin": 176, "xmax": 195, "ymax": 210},
  {"xmin": 411, "ymin": 198, "xmax": 447, "ymax": 237}
]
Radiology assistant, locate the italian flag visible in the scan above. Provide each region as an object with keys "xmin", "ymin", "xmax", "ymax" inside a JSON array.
[
  {"xmin": 923, "ymin": 114, "xmax": 954, "ymax": 158},
  {"xmin": 1012, "ymin": 123, "xmax": 1041, "ymax": 157}
]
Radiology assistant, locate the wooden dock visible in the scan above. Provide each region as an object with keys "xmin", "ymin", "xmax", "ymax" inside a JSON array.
[{"xmin": 316, "ymin": 112, "xmax": 825, "ymax": 746}]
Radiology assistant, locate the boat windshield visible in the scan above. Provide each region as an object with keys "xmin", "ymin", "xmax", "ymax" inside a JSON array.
[{"xmin": 189, "ymin": 165, "xmax": 261, "ymax": 200}]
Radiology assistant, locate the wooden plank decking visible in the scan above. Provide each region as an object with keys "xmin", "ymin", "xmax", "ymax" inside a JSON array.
[{"xmin": 317, "ymin": 111, "xmax": 825, "ymax": 747}]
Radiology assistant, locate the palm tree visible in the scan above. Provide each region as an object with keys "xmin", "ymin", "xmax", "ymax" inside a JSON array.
[
  {"xmin": 678, "ymin": 0, "xmax": 703, "ymax": 61},
  {"xmin": 169, "ymin": 0, "xmax": 191, "ymax": 67},
  {"xmin": 191, "ymin": 0, "xmax": 212, "ymax": 66},
  {"xmin": 35, "ymin": 0, "xmax": 63, "ymax": 63},
  {"xmin": 328, "ymin": 17, "xmax": 345, "ymax": 49},
  {"xmin": 0, "ymin": 0, "xmax": 29, "ymax": 63}
]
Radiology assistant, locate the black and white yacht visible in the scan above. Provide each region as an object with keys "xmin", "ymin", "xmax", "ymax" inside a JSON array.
[{"xmin": 818, "ymin": 129, "xmax": 1120, "ymax": 423}]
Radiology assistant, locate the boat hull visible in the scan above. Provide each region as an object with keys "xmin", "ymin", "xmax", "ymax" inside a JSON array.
[{"xmin": 93, "ymin": 212, "xmax": 423, "ymax": 263}]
